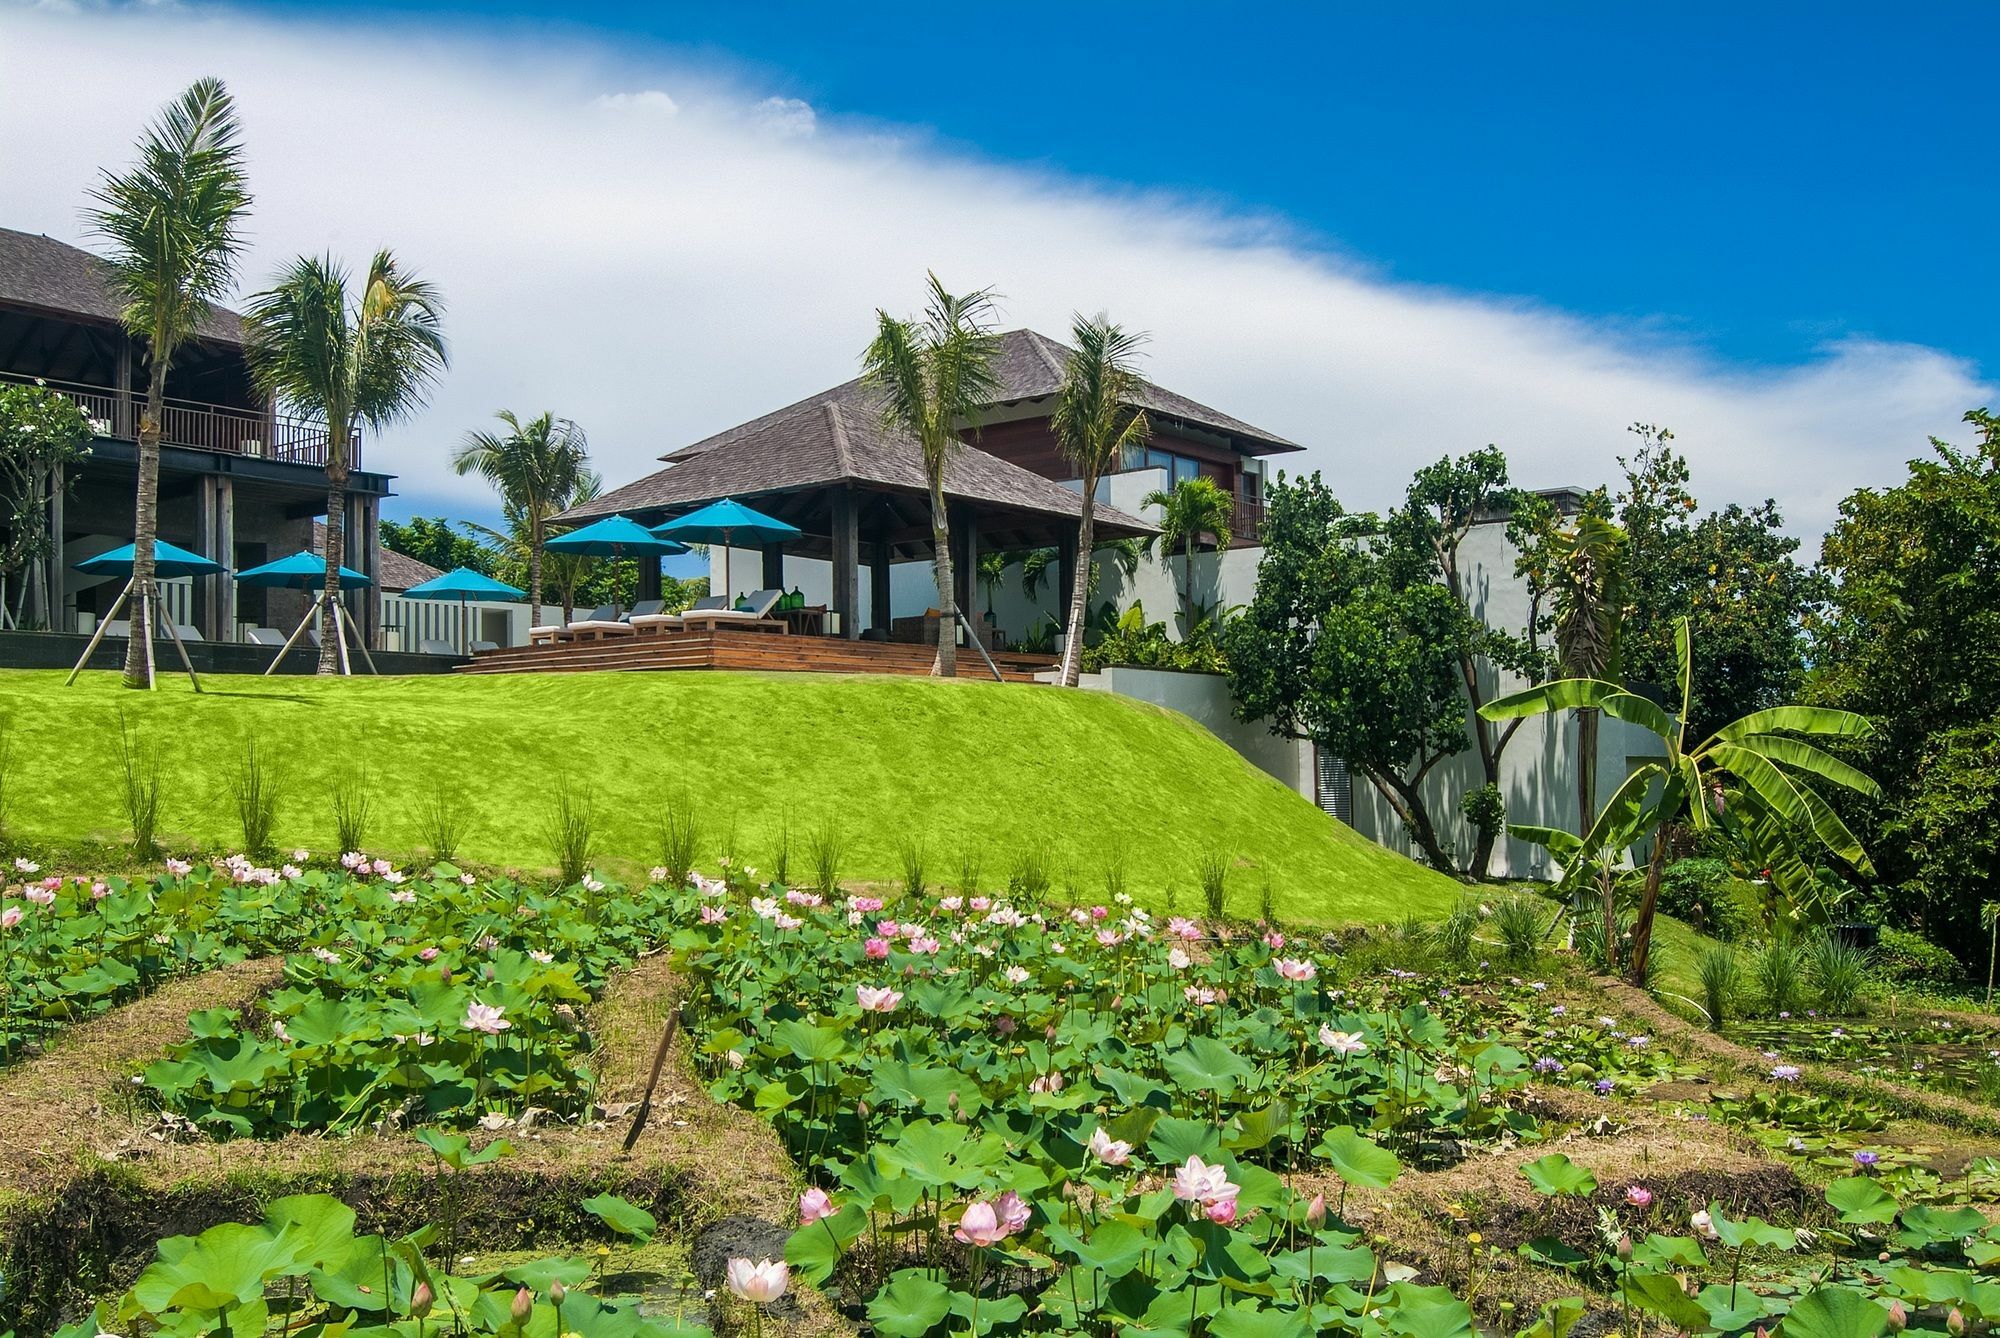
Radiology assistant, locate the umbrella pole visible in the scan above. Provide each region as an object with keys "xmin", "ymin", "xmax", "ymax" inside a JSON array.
[
  {"xmin": 156, "ymin": 588, "xmax": 203, "ymax": 693},
  {"xmin": 65, "ymin": 577, "xmax": 134, "ymax": 686},
  {"xmin": 265, "ymin": 591, "xmax": 322, "ymax": 677},
  {"xmin": 331, "ymin": 597, "xmax": 353, "ymax": 676}
]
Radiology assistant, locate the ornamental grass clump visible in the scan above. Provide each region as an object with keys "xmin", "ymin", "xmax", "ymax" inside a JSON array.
[
  {"xmin": 1100, "ymin": 836, "xmax": 1129, "ymax": 902},
  {"xmin": 1756, "ymin": 935, "xmax": 1807, "ymax": 1017},
  {"xmin": 657, "ymin": 789, "xmax": 699, "ymax": 888},
  {"xmin": 543, "ymin": 775, "xmax": 596, "ymax": 885},
  {"xmin": 115, "ymin": 710, "xmax": 162, "ymax": 858},
  {"xmin": 1493, "ymin": 894, "xmax": 1552, "ymax": 964},
  {"xmin": 231, "ymin": 740, "xmax": 281, "ymax": 858},
  {"xmin": 331, "ymin": 763, "xmax": 370, "ymax": 854},
  {"xmin": 898, "ymin": 833, "xmax": 927, "ymax": 898},
  {"xmin": 419, "ymin": 780, "xmax": 467, "ymax": 863},
  {"xmin": 1808, "ymin": 931, "xmax": 1873, "ymax": 1016},
  {"xmin": 1197, "ymin": 847, "xmax": 1229, "ymax": 919},
  {"xmin": 1698, "ymin": 944, "xmax": 1742, "ymax": 1031},
  {"xmin": 1007, "ymin": 846, "xmax": 1051, "ymax": 901},
  {"xmin": 806, "ymin": 819, "xmax": 843, "ymax": 895}
]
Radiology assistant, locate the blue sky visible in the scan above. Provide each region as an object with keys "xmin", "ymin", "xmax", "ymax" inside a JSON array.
[{"xmin": 246, "ymin": 0, "xmax": 1994, "ymax": 376}]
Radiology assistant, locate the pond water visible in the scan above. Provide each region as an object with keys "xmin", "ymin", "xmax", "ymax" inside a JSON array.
[{"xmin": 1727, "ymin": 1016, "xmax": 2000, "ymax": 1104}]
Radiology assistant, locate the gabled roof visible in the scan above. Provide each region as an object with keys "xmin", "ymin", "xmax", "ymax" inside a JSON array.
[
  {"xmin": 664, "ymin": 327, "xmax": 1299, "ymax": 465},
  {"xmin": 313, "ymin": 521, "xmax": 445, "ymax": 593},
  {"xmin": 0, "ymin": 227, "xmax": 244, "ymax": 345},
  {"xmin": 564, "ymin": 377, "xmax": 1153, "ymax": 538}
]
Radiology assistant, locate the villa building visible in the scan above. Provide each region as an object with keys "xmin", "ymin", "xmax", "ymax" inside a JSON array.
[{"xmin": 0, "ymin": 227, "xmax": 388, "ymax": 644}]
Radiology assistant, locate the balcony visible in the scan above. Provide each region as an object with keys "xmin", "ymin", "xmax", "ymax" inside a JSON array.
[{"xmin": 0, "ymin": 371, "xmax": 352, "ymax": 468}]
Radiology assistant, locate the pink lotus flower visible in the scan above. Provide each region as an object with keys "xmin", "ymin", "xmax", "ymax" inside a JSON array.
[
  {"xmin": 1273, "ymin": 957, "xmax": 1315, "ymax": 982},
  {"xmin": 11, "ymin": 858, "xmax": 35, "ymax": 874},
  {"xmin": 995, "ymin": 1190, "xmax": 1031, "ymax": 1235},
  {"xmin": 1185, "ymin": 985, "xmax": 1220, "ymax": 1006},
  {"xmin": 1263, "ymin": 930, "xmax": 1286, "ymax": 950},
  {"xmin": 91, "ymin": 881, "xmax": 109, "ymax": 899},
  {"xmin": 864, "ymin": 937, "xmax": 891, "ymax": 958},
  {"xmin": 418, "ymin": 947, "xmax": 440, "ymax": 962},
  {"xmin": 799, "ymin": 1187, "xmax": 834, "ymax": 1224},
  {"xmin": 164, "ymin": 858, "xmax": 192, "ymax": 877},
  {"xmin": 1089, "ymin": 905, "xmax": 1109, "ymax": 921},
  {"xmin": 1029, "ymin": 1071, "xmax": 1064, "ymax": 1094},
  {"xmin": 24, "ymin": 887, "xmax": 53, "ymax": 906},
  {"xmin": 726, "ymin": 1257, "xmax": 790, "ymax": 1303},
  {"xmin": 1205, "ymin": 1197, "xmax": 1239, "ymax": 1226},
  {"xmin": 908, "ymin": 935, "xmax": 941, "ymax": 955},
  {"xmin": 1625, "ymin": 1185, "xmax": 1653, "ymax": 1208},
  {"xmin": 699, "ymin": 904, "xmax": 728, "ymax": 924},
  {"xmin": 970, "ymin": 896, "xmax": 992, "ymax": 911},
  {"xmin": 1319, "ymin": 1026, "xmax": 1368, "ymax": 1056},
  {"xmin": 465, "ymin": 1001, "xmax": 510, "ymax": 1034},
  {"xmin": 1087, "ymin": 1126, "xmax": 1134, "ymax": 1165},
  {"xmin": 1172, "ymin": 1156, "xmax": 1240, "ymax": 1208},
  {"xmin": 856, "ymin": 985, "xmax": 903, "ymax": 1012},
  {"xmin": 877, "ymin": 919, "xmax": 900, "ymax": 936},
  {"xmin": 953, "ymin": 1200, "xmax": 1013, "ymax": 1248},
  {"xmin": 1168, "ymin": 916, "xmax": 1201, "ymax": 941}
]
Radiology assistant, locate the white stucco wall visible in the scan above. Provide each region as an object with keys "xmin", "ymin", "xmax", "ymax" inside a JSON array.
[{"xmin": 1075, "ymin": 666, "xmax": 1315, "ymax": 796}]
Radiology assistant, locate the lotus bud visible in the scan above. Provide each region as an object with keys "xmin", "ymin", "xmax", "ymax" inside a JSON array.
[
  {"xmin": 411, "ymin": 1282, "xmax": 434, "ymax": 1318},
  {"xmin": 1755, "ymin": 1326, "xmax": 1768, "ymax": 1338},
  {"xmin": 1948, "ymin": 1309, "xmax": 1967, "ymax": 1337},
  {"xmin": 549, "ymin": 1279, "xmax": 567, "ymax": 1306},
  {"xmin": 1616, "ymin": 1234, "xmax": 1633, "ymax": 1261},
  {"xmin": 512, "ymin": 1286, "xmax": 533, "ymax": 1324},
  {"xmin": 1886, "ymin": 1301, "xmax": 1908, "ymax": 1332},
  {"xmin": 1305, "ymin": 1193, "xmax": 1327, "ymax": 1228}
]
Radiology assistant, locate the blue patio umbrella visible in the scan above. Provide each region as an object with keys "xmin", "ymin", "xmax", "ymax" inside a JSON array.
[
  {"xmin": 652, "ymin": 498, "xmax": 800, "ymax": 602},
  {"xmin": 545, "ymin": 515, "xmax": 686, "ymax": 615},
  {"xmin": 235, "ymin": 551, "xmax": 372, "ymax": 590},
  {"xmin": 74, "ymin": 540, "xmax": 226, "ymax": 579},
  {"xmin": 401, "ymin": 566, "xmax": 526, "ymax": 654}
]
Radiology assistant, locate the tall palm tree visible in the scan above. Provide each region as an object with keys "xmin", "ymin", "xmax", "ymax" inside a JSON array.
[
  {"xmin": 467, "ymin": 470, "xmax": 604, "ymax": 626},
  {"xmin": 1051, "ymin": 315, "xmax": 1151, "ymax": 687},
  {"xmin": 451, "ymin": 410, "xmax": 587, "ymax": 626},
  {"xmin": 85, "ymin": 78, "xmax": 251, "ymax": 687},
  {"xmin": 861, "ymin": 273, "xmax": 1000, "ymax": 678},
  {"xmin": 1483, "ymin": 617, "xmax": 1877, "ymax": 984},
  {"xmin": 242, "ymin": 252, "xmax": 447, "ymax": 673},
  {"xmin": 1546, "ymin": 514, "xmax": 1628, "ymax": 833},
  {"xmin": 1141, "ymin": 475, "xmax": 1233, "ymax": 636}
]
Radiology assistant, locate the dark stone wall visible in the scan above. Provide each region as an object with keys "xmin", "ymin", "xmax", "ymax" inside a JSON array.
[{"xmin": 0, "ymin": 630, "xmax": 459, "ymax": 675}]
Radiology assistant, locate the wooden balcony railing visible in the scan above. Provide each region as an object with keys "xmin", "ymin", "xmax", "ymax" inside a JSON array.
[
  {"xmin": 1229, "ymin": 494, "xmax": 1265, "ymax": 542},
  {"xmin": 0, "ymin": 372, "xmax": 352, "ymax": 468}
]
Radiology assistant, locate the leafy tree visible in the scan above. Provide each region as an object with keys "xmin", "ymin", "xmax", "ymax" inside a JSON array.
[
  {"xmin": 862, "ymin": 274, "xmax": 1001, "ymax": 677},
  {"xmin": 0, "ymin": 383, "xmax": 92, "ymax": 627},
  {"xmin": 1226, "ymin": 473, "xmax": 1467, "ymax": 871},
  {"xmin": 243, "ymin": 252, "xmax": 447, "ymax": 672},
  {"xmin": 1484, "ymin": 618, "xmax": 1878, "ymax": 983},
  {"xmin": 1809, "ymin": 409, "xmax": 2000, "ymax": 957},
  {"xmin": 1052, "ymin": 315, "xmax": 1151, "ymax": 686},
  {"xmin": 378, "ymin": 517, "xmax": 495, "ymax": 577},
  {"xmin": 1142, "ymin": 476, "xmax": 1233, "ymax": 637},
  {"xmin": 86, "ymin": 78, "xmax": 251, "ymax": 687},
  {"xmin": 1388, "ymin": 448, "xmax": 1548, "ymax": 877},
  {"xmin": 450, "ymin": 410, "xmax": 588, "ymax": 626},
  {"xmin": 1616, "ymin": 425, "xmax": 1823, "ymax": 740}
]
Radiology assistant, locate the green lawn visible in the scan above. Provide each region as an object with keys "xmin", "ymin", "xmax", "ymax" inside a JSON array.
[{"xmin": 0, "ymin": 669, "xmax": 1458, "ymax": 925}]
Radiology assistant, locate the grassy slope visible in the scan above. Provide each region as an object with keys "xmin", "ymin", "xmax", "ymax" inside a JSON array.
[{"xmin": 0, "ymin": 670, "xmax": 1457, "ymax": 925}]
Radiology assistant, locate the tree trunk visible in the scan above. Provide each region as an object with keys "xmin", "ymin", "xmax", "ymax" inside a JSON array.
[
  {"xmin": 1182, "ymin": 537, "xmax": 1194, "ymax": 636},
  {"xmin": 1469, "ymin": 821, "xmax": 1498, "ymax": 883},
  {"xmin": 1627, "ymin": 829, "xmax": 1670, "ymax": 984},
  {"xmin": 122, "ymin": 359, "xmax": 170, "ymax": 687},
  {"xmin": 1365, "ymin": 766, "xmax": 1454, "ymax": 873},
  {"xmin": 319, "ymin": 433, "xmax": 350, "ymax": 675},
  {"xmin": 1059, "ymin": 490, "xmax": 1095, "ymax": 687},
  {"xmin": 929, "ymin": 478, "xmax": 957, "ymax": 678},
  {"xmin": 528, "ymin": 519, "xmax": 543, "ymax": 628},
  {"xmin": 1577, "ymin": 706, "xmax": 1601, "ymax": 835}
]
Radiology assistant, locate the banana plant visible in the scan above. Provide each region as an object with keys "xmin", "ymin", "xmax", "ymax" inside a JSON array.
[{"xmin": 1479, "ymin": 617, "xmax": 1878, "ymax": 984}]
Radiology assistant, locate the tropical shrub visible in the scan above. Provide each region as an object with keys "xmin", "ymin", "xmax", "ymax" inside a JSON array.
[{"xmin": 1659, "ymin": 857, "xmax": 1757, "ymax": 940}]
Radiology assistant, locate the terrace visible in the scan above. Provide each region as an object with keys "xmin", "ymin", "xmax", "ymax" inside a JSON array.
[{"xmin": 0, "ymin": 369, "xmax": 347, "ymax": 468}]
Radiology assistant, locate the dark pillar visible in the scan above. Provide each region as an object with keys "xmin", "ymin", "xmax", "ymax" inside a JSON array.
[
  {"xmin": 638, "ymin": 557, "xmax": 662, "ymax": 605},
  {"xmin": 217, "ymin": 478, "xmax": 236, "ymax": 640},
  {"xmin": 761, "ymin": 544, "xmax": 785, "ymax": 592},
  {"xmin": 47, "ymin": 463, "xmax": 65, "ymax": 631},
  {"xmin": 871, "ymin": 538, "xmax": 892, "ymax": 636},
  {"xmin": 1056, "ymin": 529, "xmax": 1079, "ymax": 627},
  {"xmin": 951, "ymin": 519, "xmax": 976, "ymax": 640},
  {"xmin": 830, "ymin": 487, "xmax": 859, "ymax": 639}
]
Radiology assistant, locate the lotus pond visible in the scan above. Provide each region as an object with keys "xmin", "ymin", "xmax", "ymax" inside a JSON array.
[{"xmin": 1728, "ymin": 1018, "xmax": 2000, "ymax": 1105}]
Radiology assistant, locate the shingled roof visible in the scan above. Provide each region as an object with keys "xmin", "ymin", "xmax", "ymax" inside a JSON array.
[
  {"xmin": 0, "ymin": 227, "xmax": 244, "ymax": 344},
  {"xmin": 313, "ymin": 521, "xmax": 445, "ymax": 593},
  {"xmin": 665, "ymin": 328, "xmax": 1298, "ymax": 466},
  {"xmin": 565, "ymin": 377, "xmax": 1155, "ymax": 538}
]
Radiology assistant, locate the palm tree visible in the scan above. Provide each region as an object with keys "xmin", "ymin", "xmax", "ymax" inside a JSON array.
[
  {"xmin": 1545, "ymin": 514, "xmax": 1627, "ymax": 833},
  {"xmin": 451, "ymin": 410, "xmax": 587, "ymax": 627},
  {"xmin": 861, "ymin": 273, "xmax": 1001, "ymax": 678},
  {"xmin": 242, "ymin": 252, "xmax": 447, "ymax": 673},
  {"xmin": 1052, "ymin": 315, "xmax": 1151, "ymax": 687},
  {"xmin": 1142, "ymin": 475, "xmax": 1233, "ymax": 636},
  {"xmin": 1482, "ymin": 617, "xmax": 1878, "ymax": 984},
  {"xmin": 468, "ymin": 470, "xmax": 605, "ymax": 626},
  {"xmin": 85, "ymin": 78, "xmax": 251, "ymax": 687}
]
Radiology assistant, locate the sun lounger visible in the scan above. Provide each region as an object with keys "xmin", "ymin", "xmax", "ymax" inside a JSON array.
[
  {"xmin": 470, "ymin": 640, "xmax": 499, "ymax": 653},
  {"xmin": 565, "ymin": 619, "xmax": 637, "ymax": 642},
  {"xmin": 173, "ymin": 623, "xmax": 204, "ymax": 643},
  {"xmin": 418, "ymin": 638, "xmax": 458, "ymax": 656},
  {"xmin": 245, "ymin": 627, "xmax": 286, "ymax": 646},
  {"xmin": 678, "ymin": 588, "xmax": 787, "ymax": 634}
]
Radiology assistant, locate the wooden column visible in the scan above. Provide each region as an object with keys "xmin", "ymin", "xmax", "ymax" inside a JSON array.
[
  {"xmin": 829, "ymin": 487, "xmax": 859, "ymax": 639},
  {"xmin": 193, "ymin": 476, "xmax": 218, "ymax": 637},
  {"xmin": 637, "ymin": 556, "xmax": 662, "ymax": 605},
  {"xmin": 216, "ymin": 477, "xmax": 236, "ymax": 639},
  {"xmin": 363, "ymin": 494, "xmax": 382, "ymax": 648},
  {"xmin": 762, "ymin": 544, "xmax": 785, "ymax": 593},
  {"xmin": 871, "ymin": 537, "xmax": 892, "ymax": 636},
  {"xmin": 952, "ymin": 519, "xmax": 977, "ymax": 638},
  {"xmin": 47, "ymin": 462, "xmax": 65, "ymax": 631}
]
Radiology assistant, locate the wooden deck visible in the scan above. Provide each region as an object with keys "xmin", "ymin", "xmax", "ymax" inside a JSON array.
[{"xmin": 455, "ymin": 627, "xmax": 1057, "ymax": 682}]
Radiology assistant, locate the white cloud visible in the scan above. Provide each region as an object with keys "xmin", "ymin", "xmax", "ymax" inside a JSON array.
[
  {"xmin": 593, "ymin": 89, "xmax": 678, "ymax": 115},
  {"xmin": 750, "ymin": 95, "xmax": 816, "ymax": 137},
  {"xmin": 0, "ymin": 3, "xmax": 1986, "ymax": 548}
]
